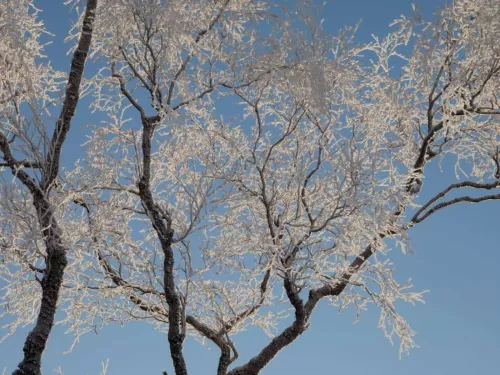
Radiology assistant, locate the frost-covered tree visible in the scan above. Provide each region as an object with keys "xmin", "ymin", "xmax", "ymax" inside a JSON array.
[
  {"xmin": 1, "ymin": 1, "xmax": 499, "ymax": 375},
  {"xmin": 0, "ymin": 1, "xmax": 98, "ymax": 374}
]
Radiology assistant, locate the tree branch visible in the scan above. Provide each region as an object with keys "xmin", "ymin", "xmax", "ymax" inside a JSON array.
[
  {"xmin": 43, "ymin": 0, "xmax": 97, "ymax": 190},
  {"xmin": 412, "ymin": 180, "xmax": 500, "ymax": 224}
]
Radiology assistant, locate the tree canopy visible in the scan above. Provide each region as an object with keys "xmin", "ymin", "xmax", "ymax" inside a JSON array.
[{"xmin": 1, "ymin": 1, "xmax": 499, "ymax": 374}]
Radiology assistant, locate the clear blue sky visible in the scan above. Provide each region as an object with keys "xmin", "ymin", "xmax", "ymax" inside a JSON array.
[{"xmin": 2, "ymin": 1, "xmax": 500, "ymax": 374}]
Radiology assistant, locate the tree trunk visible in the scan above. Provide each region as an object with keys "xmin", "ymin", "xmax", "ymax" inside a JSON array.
[
  {"xmin": 12, "ymin": 231, "xmax": 67, "ymax": 375},
  {"xmin": 11, "ymin": 1, "xmax": 98, "ymax": 373}
]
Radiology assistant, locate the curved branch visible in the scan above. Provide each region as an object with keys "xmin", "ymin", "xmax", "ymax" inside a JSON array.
[
  {"xmin": 112, "ymin": 63, "xmax": 146, "ymax": 118},
  {"xmin": 226, "ymin": 242, "xmax": 374, "ymax": 375},
  {"xmin": 413, "ymin": 192, "xmax": 500, "ymax": 224},
  {"xmin": 412, "ymin": 180, "xmax": 500, "ymax": 223}
]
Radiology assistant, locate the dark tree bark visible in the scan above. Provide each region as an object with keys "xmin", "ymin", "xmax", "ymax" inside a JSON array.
[
  {"xmin": 138, "ymin": 116, "xmax": 189, "ymax": 375},
  {"xmin": 226, "ymin": 246, "xmax": 374, "ymax": 375},
  {"xmin": 11, "ymin": 197, "xmax": 68, "ymax": 375},
  {"xmin": 0, "ymin": 2, "xmax": 98, "ymax": 374}
]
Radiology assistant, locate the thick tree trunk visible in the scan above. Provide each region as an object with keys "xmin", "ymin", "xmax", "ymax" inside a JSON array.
[
  {"xmin": 12, "ymin": 226, "xmax": 67, "ymax": 375},
  {"xmin": 11, "ymin": 1, "xmax": 98, "ymax": 374},
  {"xmin": 12, "ymin": 195, "xmax": 69, "ymax": 375}
]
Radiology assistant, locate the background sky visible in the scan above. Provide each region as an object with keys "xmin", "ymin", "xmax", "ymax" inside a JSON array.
[{"xmin": 2, "ymin": 1, "xmax": 500, "ymax": 374}]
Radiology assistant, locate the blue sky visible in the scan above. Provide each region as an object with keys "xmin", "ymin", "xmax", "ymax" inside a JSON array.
[{"xmin": 2, "ymin": 1, "xmax": 500, "ymax": 374}]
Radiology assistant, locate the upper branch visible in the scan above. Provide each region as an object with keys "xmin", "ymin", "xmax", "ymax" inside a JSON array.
[
  {"xmin": 43, "ymin": 0, "xmax": 98, "ymax": 190},
  {"xmin": 166, "ymin": 0, "xmax": 231, "ymax": 106}
]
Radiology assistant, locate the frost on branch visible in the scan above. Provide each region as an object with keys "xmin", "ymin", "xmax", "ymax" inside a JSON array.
[
  {"xmin": 1, "ymin": 0, "xmax": 500, "ymax": 373},
  {"xmin": 0, "ymin": 0, "xmax": 67, "ymax": 343},
  {"xmin": 1, "ymin": 1, "xmax": 98, "ymax": 374}
]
